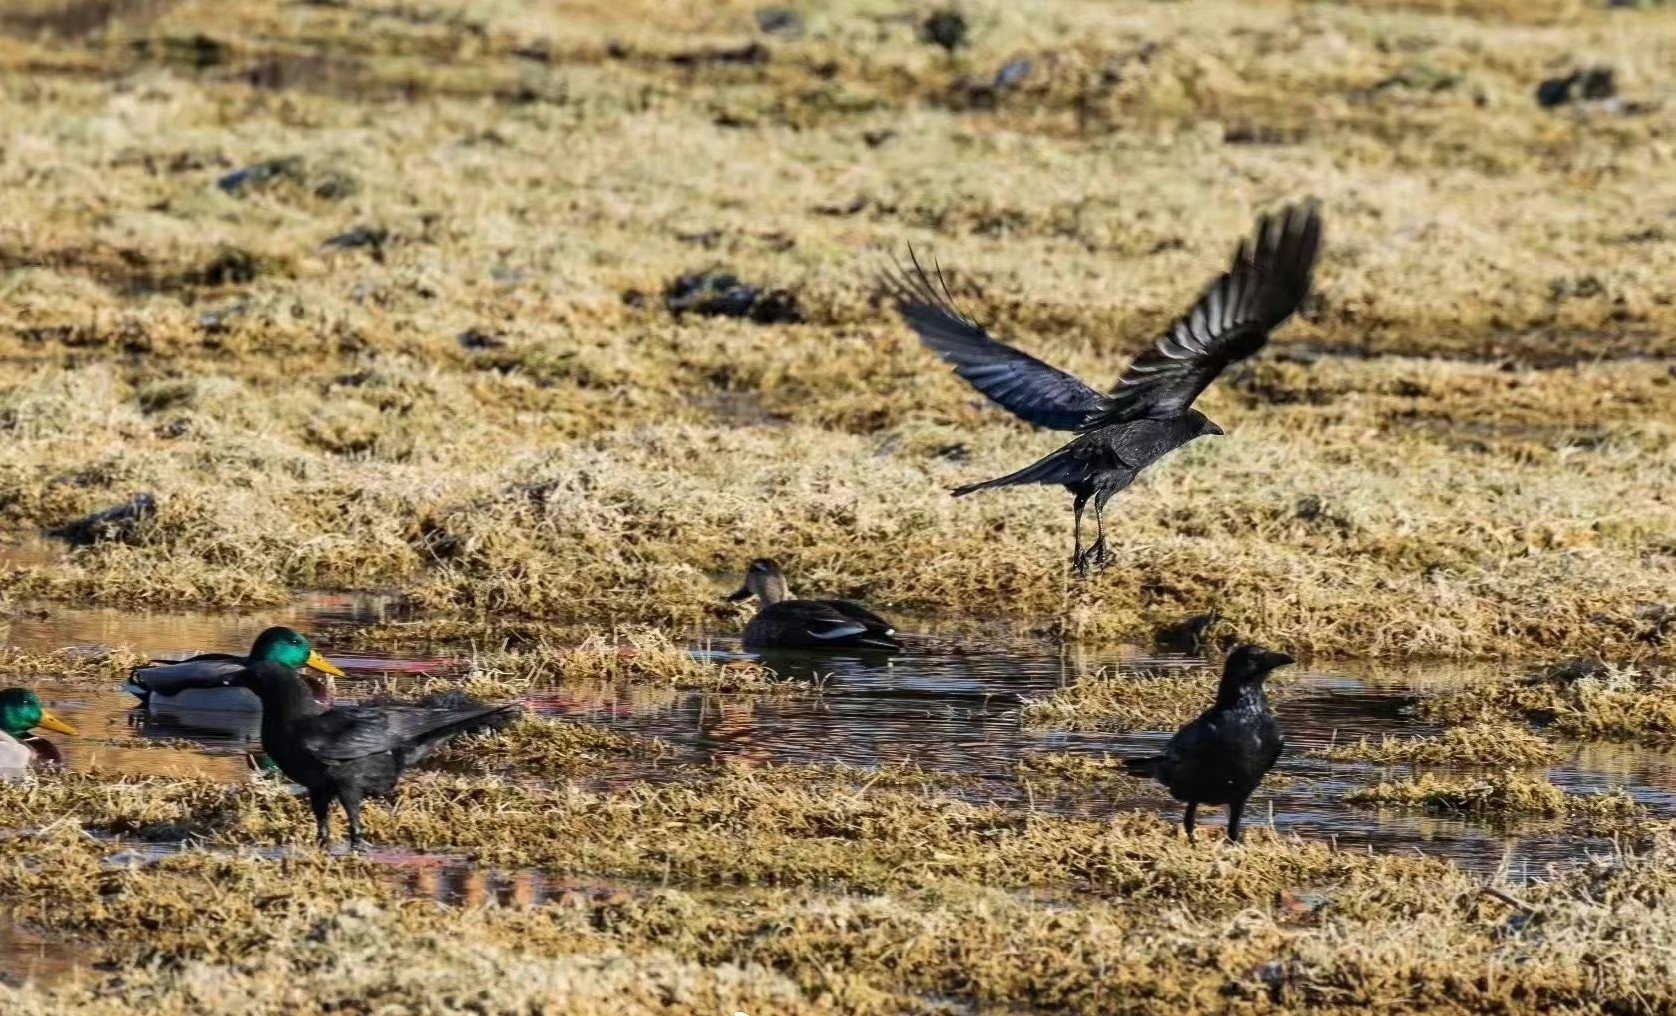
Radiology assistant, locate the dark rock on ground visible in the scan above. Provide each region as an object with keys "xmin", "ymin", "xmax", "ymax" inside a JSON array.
[
  {"xmin": 322, "ymin": 225, "xmax": 391, "ymax": 256},
  {"xmin": 664, "ymin": 269, "xmax": 804, "ymax": 324},
  {"xmin": 755, "ymin": 8, "xmax": 802, "ymax": 37},
  {"xmin": 1536, "ymin": 66, "xmax": 1616, "ymax": 108},
  {"xmin": 50, "ymin": 493, "xmax": 157, "ymax": 546},
  {"xmin": 457, "ymin": 327, "xmax": 507, "ymax": 351},
  {"xmin": 921, "ymin": 8, "xmax": 968, "ymax": 52}
]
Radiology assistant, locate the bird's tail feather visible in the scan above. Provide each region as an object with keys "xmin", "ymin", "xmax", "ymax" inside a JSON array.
[
  {"xmin": 953, "ymin": 448, "xmax": 1084, "ymax": 497},
  {"xmin": 1121, "ymin": 756, "xmax": 1164, "ymax": 778},
  {"xmin": 414, "ymin": 703, "xmax": 523, "ymax": 749}
]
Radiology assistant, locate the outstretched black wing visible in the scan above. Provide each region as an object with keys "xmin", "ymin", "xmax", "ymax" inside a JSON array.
[
  {"xmin": 882, "ymin": 249, "xmax": 1110, "ymax": 432},
  {"xmin": 1096, "ymin": 200, "xmax": 1323, "ymax": 424}
]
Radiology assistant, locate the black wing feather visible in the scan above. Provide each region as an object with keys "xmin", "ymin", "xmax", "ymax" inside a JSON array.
[
  {"xmin": 302, "ymin": 704, "xmax": 514, "ymax": 761},
  {"xmin": 881, "ymin": 249, "xmax": 1110, "ymax": 432},
  {"xmin": 828, "ymin": 599, "xmax": 895, "ymax": 631},
  {"xmin": 776, "ymin": 601, "xmax": 869, "ymax": 641},
  {"xmin": 1098, "ymin": 200, "xmax": 1323, "ymax": 423}
]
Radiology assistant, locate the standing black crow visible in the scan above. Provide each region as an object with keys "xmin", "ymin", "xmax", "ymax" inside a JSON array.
[
  {"xmin": 884, "ymin": 201, "xmax": 1322, "ymax": 576},
  {"xmin": 1122, "ymin": 644, "xmax": 1291, "ymax": 842},
  {"xmin": 237, "ymin": 660, "xmax": 520, "ymax": 851}
]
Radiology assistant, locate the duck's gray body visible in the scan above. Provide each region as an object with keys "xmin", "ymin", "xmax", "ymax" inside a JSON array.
[
  {"xmin": 127, "ymin": 655, "xmax": 329, "ymax": 712},
  {"xmin": 126, "ymin": 656, "xmax": 260, "ymax": 711}
]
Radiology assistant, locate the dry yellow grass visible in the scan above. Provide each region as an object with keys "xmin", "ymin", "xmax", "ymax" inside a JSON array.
[
  {"xmin": 0, "ymin": 0, "xmax": 1664, "ymax": 657},
  {"xmin": 1424, "ymin": 660, "xmax": 1676, "ymax": 740},
  {"xmin": 406, "ymin": 625, "xmax": 802, "ymax": 697},
  {"xmin": 1345, "ymin": 770, "xmax": 1640, "ymax": 820},
  {"xmin": 0, "ymin": 781, "xmax": 1673, "ymax": 1014},
  {"xmin": 1317, "ymin": 721, "xmax": 1565, "ymax": 766},
  {"xmin": 1020, "ymin": 659, "xmax": 1300, "ymax": 729}
]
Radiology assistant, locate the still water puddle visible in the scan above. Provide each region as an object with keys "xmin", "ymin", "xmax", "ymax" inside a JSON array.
[{"xmin": 2, "ymin": 599, "xmax": 1670, "ymax": 984}]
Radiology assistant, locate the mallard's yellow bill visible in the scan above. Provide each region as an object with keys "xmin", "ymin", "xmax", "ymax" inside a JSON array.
[
  {"xmin": 306, "ymin": 651, "xmax": 346, "ymax": 678},
  {"xmin": 38, "ymin": 711, "xmax": 77, "ymax": 736}
]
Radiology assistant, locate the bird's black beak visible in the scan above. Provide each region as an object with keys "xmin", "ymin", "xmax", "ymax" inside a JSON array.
[
  {"xmin": 725, "ymin": 587, "xmax": 752, "ymax": 603},
  {"xmin": 1207, "ymin": 421, "xmax": 1227, "ymax": 437},
  {"xmin": 1262, "ymin": 650, "xmax": 1296, "ymax": 670}
]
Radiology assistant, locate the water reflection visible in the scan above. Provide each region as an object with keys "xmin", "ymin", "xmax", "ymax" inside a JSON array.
[
  {"xmin": 1, "ymin": 592, "xmax": 397, "ymax": 660},
  {"xmin": 0, "ymin": 920, "xmax": 89, "ymax": 989}
]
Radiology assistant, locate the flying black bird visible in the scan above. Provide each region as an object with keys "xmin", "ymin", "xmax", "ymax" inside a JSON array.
[
  {"xmin": 1122, "ymin": 644, "xmax": 1291, "ymax": 843},
  {"xmin": 237, "ymin": 660, "xmax": 520, "ymax": 851},
  {"xmin": 884, "ymin": 201, "xmax": 1323, "ymax": 576},
  {"xmin": 726, "ymin": 557, "xmax": 902, "ymax": 651}
]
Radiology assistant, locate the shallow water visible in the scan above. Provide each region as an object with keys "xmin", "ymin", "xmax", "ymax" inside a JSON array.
[{"xmin": 3, "ymin": 599, "xmax": 1670, "ymax": 984}]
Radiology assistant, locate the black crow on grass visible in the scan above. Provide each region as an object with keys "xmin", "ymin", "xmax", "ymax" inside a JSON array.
[{"xmin": 238, "ymin": 661, "xmax": 520, "ymax": 851}]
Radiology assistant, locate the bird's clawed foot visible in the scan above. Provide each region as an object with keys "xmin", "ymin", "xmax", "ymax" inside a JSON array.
[
  {"xmin": 349, "ymin": 837, "xmax": 370, "ymax": 854},
  {"xmin": 1074, "ymin": 540, "xmax": 1116, "ymax": 579}
]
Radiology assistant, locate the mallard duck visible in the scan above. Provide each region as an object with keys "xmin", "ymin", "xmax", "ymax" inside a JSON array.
[
  {"xmin": 0, "ymin": 687, "xmax": 78, "ymax": 773},
  {"xmin": 726, "ymin": 558, "xmax": 903, "ymax": 651},
  {"xmin": 125, "ymin": 626, "xmax": 345, "ymax": 712},
  {"xmin": 236, "ymin": 660, "xmax": 520, "ymax": 851}
]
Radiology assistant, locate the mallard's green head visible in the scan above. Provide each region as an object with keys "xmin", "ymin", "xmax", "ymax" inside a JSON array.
[
  {"xmin": 248, "ymin": 627, "xmax": 346, "ymax": 679},
  {"xmin": 0, "ymin": 688, "xmax": 77, "ymax": 738}
]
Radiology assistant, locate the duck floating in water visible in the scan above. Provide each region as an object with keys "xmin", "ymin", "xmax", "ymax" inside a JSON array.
[
  {"xmin": 726, "ymin": 558, "xmax": 903, "ymax": 652},
  {"xmin": 237, "ymin": 660, "xmax": 520, "ymax": 851},
  {"xmin": 0, "ymin": 687, "xmax": 78, "ymax": 775},
  {"xmin": 126, "ymin": 626, "xmax": 345, "ymax": 713}
]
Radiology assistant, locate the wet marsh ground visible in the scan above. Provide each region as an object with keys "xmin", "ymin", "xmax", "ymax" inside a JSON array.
[
  {"xmin": 5, "ymin": 598, "xmax": 1676, "ymax": 1011},
  {"xmin": 2, "ymin": 0, "xmax": 1676, "ymax": 1011}
]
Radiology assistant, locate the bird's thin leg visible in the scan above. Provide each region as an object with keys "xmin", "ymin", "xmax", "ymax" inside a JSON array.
[
  {"xmin": 340, "ymin": 790, "xmax": 369, "ymax": 853},
  {"xmin": 308, "ymin": 788, "xmax": 334, "ymax": 850},
  {"xmin": 1088, "ymin": 490, "xmax": 1116, "ymax": 570},
  {"xmin": 1226, "ymin": 796, "xmax": 1247, "ymax": 844},
  {"xmin": 1182, "ymin": 801, "xmax": 1198, "ymax": 843},
  {"xmin": 1071, "ymin": 492, "xmax": 1090, "ymax": 577}
]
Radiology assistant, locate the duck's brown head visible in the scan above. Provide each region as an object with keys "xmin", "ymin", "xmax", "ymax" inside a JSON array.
[{"xmin": 726, "ymin": 558, "xmax": 792, "ymax": 606}]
